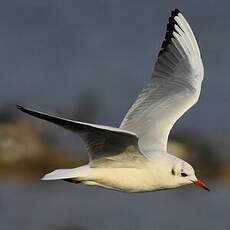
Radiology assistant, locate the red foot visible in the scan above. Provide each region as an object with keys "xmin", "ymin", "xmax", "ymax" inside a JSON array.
[{"xmin": 62, "ymin": 179, "xmax": 81, "ymax": 185}]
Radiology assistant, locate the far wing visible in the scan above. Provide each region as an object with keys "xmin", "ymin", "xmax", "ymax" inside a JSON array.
[
  {"xmin": 17, "ymin": 105, "xmax": 144, "ymax": 167},
  {"xmin": 120, "ymin": 9, "xmax": 204, "ymax": 156}
]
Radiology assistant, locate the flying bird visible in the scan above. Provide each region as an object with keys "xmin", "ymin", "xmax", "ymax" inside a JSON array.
[{"xmin": 17, "ymin": 9, "xmax": 209, "ymax": 192}]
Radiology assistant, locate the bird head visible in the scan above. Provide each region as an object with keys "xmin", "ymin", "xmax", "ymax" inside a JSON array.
[{"xmin": 171, "ymin": 158, "xmax": 210, "ymax": 191}]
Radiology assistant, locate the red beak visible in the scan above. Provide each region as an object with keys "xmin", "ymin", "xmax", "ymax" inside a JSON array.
[{"xmin": 192, "ymin": 179, "xmax": 210, "ymax": 191}]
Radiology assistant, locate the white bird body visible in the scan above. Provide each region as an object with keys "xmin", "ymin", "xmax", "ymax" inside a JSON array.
[
  {"xmin": 43, "ymin": 153, "xmax": 195, "ymax": 192},
  {"xmin": 18, "ymin": 9, "xmax": 210, "ymax": 192}
]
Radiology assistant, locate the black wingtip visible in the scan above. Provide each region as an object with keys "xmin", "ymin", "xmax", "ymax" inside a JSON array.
[
  {"xmin": 16, "ymin": 105, "xmax": 23, "ymax": 110},
  {"xmin": 158, "ymin": 9, "xmax": 181, "ymax": 57},
  {"xmin": 16, "ymin": 104, "xmax": 27, "ymax": 113},
  {"xmin": 172, "ymin": 8, "xmax": 180, "ymax": 16}
]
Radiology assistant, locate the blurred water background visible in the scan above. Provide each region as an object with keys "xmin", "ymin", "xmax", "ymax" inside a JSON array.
[{"xmin": 0, "ymin": 1, "xmax": 230, "ymax": 229}]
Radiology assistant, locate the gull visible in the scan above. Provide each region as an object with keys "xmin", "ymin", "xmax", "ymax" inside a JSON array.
[{"xmin": 17, "ymin": 9, "xmax": 209, "ymax": 192}]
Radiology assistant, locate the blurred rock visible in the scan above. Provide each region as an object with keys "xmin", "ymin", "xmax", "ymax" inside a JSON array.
[
  {"xmin": 0, "ymin": 112, "xmax": 86, "ymax": 183},
  {"xmin": 0, "ymin": 118, "xmax": 46, "ymax": 162}
]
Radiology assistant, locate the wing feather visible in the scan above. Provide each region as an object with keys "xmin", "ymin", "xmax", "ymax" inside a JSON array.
[
  {"xmin": 120, "ymin": 9, "xmax": 204, "ymax": 157},
  {"xmin": 17, "ymin": 105, "xmax": 144, "ymax": 167}
]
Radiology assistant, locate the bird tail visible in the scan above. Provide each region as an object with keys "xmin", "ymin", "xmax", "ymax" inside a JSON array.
[{"xmin": 41, "ymin": 165, "xmax": 90, "ymax": 180}]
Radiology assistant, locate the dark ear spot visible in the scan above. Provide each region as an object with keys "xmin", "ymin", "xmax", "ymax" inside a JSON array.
[
  {"xmin": 180, "ymin": 172, "xmax": 188, "ymax": 177},
  {"xmin": 171, "ymin": 168, "xmax": 175, "ymax": 175}
]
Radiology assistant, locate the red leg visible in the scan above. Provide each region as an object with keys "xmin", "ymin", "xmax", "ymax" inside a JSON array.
[{"xmin": 62, "ymin": 179, "xmax": 81, "ymax": 185}]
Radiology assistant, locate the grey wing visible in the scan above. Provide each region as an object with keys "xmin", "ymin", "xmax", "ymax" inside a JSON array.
[
  {"xmin": 120, "ymin": 9, "xmax": 204, "ymax": 157},
  {"xmin": 17, "ymin": 106, "xmax": 145, "ymax": 167}
]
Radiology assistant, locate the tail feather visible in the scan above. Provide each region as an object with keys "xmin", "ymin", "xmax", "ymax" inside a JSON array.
[{"xmin": 41, "ymin": 165, "xmax": 90, "ymax": 180}]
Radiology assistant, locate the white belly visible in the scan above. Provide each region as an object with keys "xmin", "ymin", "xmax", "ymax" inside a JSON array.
[{"xmin": 81, "ymin": 167, "xmax": 159, "ymax": 192}]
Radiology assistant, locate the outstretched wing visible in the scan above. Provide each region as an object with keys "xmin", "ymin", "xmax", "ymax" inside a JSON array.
[
  {"xmin": 17, "ymin": 105, "xmax": 145, "ymax": 167},
  {"xmin": 120, "ymin": 9, "xmax": 204, "ymax": 156}
]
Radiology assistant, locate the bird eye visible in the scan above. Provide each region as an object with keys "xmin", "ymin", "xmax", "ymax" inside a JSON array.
[{"xmin": 181, "ymin": 172, "xmax": 188, "ymax": 177}]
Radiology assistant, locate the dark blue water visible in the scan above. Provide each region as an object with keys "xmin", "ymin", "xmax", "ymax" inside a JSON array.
[{"xmin": 1, "ymin": 180, "xmax": 229, "ymax": 230}]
